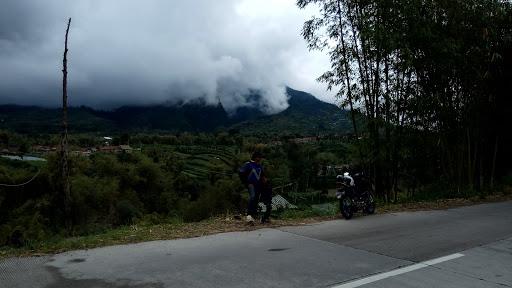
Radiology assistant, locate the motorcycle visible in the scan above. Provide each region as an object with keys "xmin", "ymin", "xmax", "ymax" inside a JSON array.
[{"xmin": 336, "ymin": 172, "xmax": 375, "ymax": 219}]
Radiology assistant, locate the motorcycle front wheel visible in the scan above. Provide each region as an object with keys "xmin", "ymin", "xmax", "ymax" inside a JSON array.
[
  {"xmin": 340, "ymin": 197, "xmax": 353, "ymax": 220},
  {"xmin": 364, "ymin": 193, "xmax": 376, "ymax": 214}
]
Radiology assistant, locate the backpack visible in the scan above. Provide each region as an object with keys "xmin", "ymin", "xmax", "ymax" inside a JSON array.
[{"xmin": 238, "ymin": 162, "xmax": 250, "ymax": 186}]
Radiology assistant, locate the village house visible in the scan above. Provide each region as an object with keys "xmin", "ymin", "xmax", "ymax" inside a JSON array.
[
  {"xmin": 290, "ymin": 136, "xmax": 319, "ymax": 144},
  {"xmin": 98, "ymin": 145, "xmax": 133, "ymax": 154},
  {"xmin": 32, "ymin": 145, "xmax": 57, "ymax": 155},
  {"xmin": 71, "ymin": 148, "xmax": 95, "ymax": 157}
]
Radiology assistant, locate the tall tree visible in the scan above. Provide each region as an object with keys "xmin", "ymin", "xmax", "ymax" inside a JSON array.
[{"xmin": 298, "ymin": 0, "xmax": 512, "ymax": 200}]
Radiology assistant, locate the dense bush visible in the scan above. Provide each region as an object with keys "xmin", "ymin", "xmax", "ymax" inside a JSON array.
[
  {"xmin": 0, "ymin": 143, "xmax": 255, "ymax": 245},
  {"xmin": 1, "ymin": 132, "xmax": 356, "ymax": 246},
  {"xmin": 3, "ymin": 128, "xmax": 507, "ymax": 247}
]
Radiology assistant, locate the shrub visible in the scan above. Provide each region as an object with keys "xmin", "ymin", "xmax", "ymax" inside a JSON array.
[
  {"xmin": 116, "ymin": 200, "xmax": 141, "ymax": 225},
  {"xmin": 181, "ymin": 180, "xmax": 239, "ymax": 222}
]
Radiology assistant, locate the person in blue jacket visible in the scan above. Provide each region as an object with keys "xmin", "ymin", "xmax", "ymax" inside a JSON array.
[{"xmin": 239, "ymin": 151, "xmax": 267, "ymax": 224}]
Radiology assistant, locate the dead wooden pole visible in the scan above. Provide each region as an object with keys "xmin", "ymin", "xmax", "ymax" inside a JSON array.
[{"xmin": 61, "ymin": 17, "xmax": 72, "ymax": 230}]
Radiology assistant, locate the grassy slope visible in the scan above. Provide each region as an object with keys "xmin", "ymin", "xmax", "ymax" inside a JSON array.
[
  {"xmin": 1, "ymin": 193, "xmax": 511, "ymax": 259},
  {"xmin": 180, "ymin": 146, "xmax": 236, "ymax": 178}
]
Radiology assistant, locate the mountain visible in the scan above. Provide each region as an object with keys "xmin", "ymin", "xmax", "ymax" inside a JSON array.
[
  {"xmin": 0, "ymin": 88, "xmax": 352, "ymax": 135},
  {"xmin": 95, "ymin": 102, "xmax": 230, "ymax": 132},
  {"xmin": 231, "ymin": 88, "xmax": 352, "ymax": 135},
  {"xmin": 0, "ymin": 105, "xmax": 116, "ymax": 134}
]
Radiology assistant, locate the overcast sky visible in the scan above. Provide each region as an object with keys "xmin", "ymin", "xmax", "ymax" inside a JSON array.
[{"xmin": 0, "ymin": 0, "xmax": 335, "ymax": 113}]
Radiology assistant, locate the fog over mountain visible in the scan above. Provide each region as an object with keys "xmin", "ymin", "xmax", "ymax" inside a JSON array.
[{"xmin": 0, "ymin": 0, "xmax": 334, "ymax": 114}]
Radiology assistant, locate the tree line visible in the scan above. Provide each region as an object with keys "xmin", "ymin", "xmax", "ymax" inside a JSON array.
[
  {"xmin": 0, "ymin": 135, "xmax": 350, "ymax": 246},
  {"xmin": 298, "ymin": 0, "xmax": 512, "ymax": 200}
]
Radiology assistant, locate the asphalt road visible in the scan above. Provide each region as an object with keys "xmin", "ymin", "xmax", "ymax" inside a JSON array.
[{"xmin": 1, "ymin": 201, "xmax": 512, "ymax": 288}]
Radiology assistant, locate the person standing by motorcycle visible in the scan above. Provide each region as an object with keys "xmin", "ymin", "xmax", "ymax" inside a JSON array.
[{"xmin": 238, "ymin": 151, "xmax": 267, "ymax": 224}]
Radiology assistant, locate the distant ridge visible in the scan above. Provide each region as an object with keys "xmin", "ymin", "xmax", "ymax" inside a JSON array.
[{"xmin": 0, "ymin": 87, "xmax": 351, "ymax": 135}]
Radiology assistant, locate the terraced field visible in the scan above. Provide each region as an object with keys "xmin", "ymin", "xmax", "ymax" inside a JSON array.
[{"xmin": 178, "ymin": 146, "xmax": 237, "ymax": 179}]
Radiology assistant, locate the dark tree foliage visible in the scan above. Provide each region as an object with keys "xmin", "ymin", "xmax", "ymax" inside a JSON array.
[
  {"xmin": 298, "ymin": 0, "xmax": 512, "ymax": 200},
  {"xmin": 0, "ymin": 133, "xmax": 352, "ymax": 247}
]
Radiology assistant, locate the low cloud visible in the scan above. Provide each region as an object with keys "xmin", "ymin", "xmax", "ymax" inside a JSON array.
[{"xmin": 0, "ymin": 0, "xmax": 333, "ymax": 113}]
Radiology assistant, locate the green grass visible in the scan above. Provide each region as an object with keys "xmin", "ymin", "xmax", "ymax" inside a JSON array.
[
  {"xmin": 0, "ymin": 218, "xmax": 190, "ymax": 258},
  {"xmin": 2, "ymin": 193, "xmax": 511, "ymax": 259},
  {"xmin": 278, "ymin": 201, "xmax": 338, "ymax": 219}
]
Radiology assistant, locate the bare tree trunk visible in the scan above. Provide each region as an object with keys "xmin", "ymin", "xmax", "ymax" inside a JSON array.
[
  {"xmin": 479, "ymin": 151, "xmax": 483, "ymax": 193},
  {"xmin": 490, "ymin": 136, "xmax": 498, "ymax": 190},
  {"xmin": 384, "ymin": 56, "xmax": 392, "ymax": 200},
  {"xmin": 466, "ymin": 128, "xmax": 472, "ymax": 191},
  {"xmin": 336, "ymin": 0, "xmax": 359, "ymax": 140},
  {"xmin": 346, "ymin": 2, "xmax": 370, "ymax": 112},
  {"xmin": 372, "ymin": 55, "xmax": 382, "ymax": 198},
  {"xmin": 354, "ymin": 5, "xmax": 373, "ymax": 119},
  {"xmin": 61, "ymin": 18, "xmax": 72, "ymax": 230}
]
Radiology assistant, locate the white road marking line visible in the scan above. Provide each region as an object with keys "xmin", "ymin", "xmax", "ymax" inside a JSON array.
[{"xmin": 331, "ymin": 253, "xmax": 465, "ymax": 288}]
